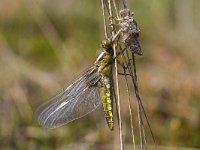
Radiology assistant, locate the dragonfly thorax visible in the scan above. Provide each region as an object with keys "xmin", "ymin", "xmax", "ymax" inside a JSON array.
[
  {"xmin": 95, "ymin": 52, "xmax": 112, "ymax": 75},
  {"xmin": 95, "ymin": 38, "xmax": 113, "ymax": 74}
]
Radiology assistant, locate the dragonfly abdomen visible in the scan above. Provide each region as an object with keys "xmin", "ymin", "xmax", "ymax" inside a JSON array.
[{"xmin": 100, "ymin": 76, "xmax": 114, "ymax": 130}]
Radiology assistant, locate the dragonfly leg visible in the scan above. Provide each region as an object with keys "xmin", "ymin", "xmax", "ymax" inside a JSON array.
[
  {"xmin": 118, "ymin": 72, "xmax": 132, "ymax": 76},
  {"xmin": 116, "ymin": 48, "xmax": 127, "ymax": 57},
  {"xmin": 117, "ymin": 58, "xmax": 132, "ymax": 70}
]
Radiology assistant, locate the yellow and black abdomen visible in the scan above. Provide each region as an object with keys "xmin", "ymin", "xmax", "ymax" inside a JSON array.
[
  {"xmin": 99, "ymin": 66, "xmax": 114, "ymax": 130},
  {"xmin": 96, "ymin": 47, "xmax": 114, "ymax": 130}
]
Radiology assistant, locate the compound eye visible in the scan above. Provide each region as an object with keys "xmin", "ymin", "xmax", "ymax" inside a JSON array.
[
  {"xmin": 101, "ymin": 38, "xmax": 112, "ymax": 49},
  {"xmin": 101, "ymin": 40, "xmax": 107, "ymax": 48}
]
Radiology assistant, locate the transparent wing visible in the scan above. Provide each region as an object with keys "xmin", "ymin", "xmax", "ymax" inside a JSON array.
[{"xmin": 35, "ymin": 66, "xmax": 101, "ymax": 129}]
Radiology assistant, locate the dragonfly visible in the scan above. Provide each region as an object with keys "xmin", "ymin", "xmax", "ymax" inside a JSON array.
[
  {"xmin": 117, "ymin": 8, "xmax": 143, "ymax": 56},
  {"xmin": 36, "ymin": 38, "xmax": 115, "ymax": 130}
]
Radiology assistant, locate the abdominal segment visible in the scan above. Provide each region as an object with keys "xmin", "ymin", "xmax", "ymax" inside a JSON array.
[{"xmin": 100, "ymin": 76, "xmax": 114, "ymax": 130}]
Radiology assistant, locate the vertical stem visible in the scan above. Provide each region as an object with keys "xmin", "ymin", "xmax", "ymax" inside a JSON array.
[
  {"xmin": 124, "ymin": 51, "xmax": 146, "ymax": 149},
  {"xmin": 121, "ymin": 53, "xmax": 136, "ymax": 150},
  {"xmin": 131, "ymin": 54, "xmax": 145, "ymax": 149},
  {"xmin": 112, "ymin": 0, "xmax": 119, "ymax": 19},
  {"xmin": 108, "ymin": 0, "xmax": 124, "ymax": 150},
  {"xmin": 101, "ymin": 0, "xmax": 108, "ymax": 38},
  {"xmin": 132, "ymin": 53, "xmax": 156, "ymax": 147},
  {"xmin": 114, "ymin": 45, "xmax": 124, "ymax": 150},
  {"xmin": 122, "ymin": 0, "xmax": 127, "ymax": 9}
]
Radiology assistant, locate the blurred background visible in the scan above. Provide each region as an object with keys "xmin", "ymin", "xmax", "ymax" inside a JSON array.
[{"xmin": 0, "ymin": 0, "xmax": 200, "ymax": 149}]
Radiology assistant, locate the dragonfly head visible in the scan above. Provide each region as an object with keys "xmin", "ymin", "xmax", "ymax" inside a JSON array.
[{"xmin": 101, "ymin": 38, "xmax": 113, "ymax": 53}]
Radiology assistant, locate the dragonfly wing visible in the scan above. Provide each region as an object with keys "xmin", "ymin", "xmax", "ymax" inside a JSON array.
[{"xmin": 36, "ymin": 66, "xmax": 101, "ymax": 129}]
